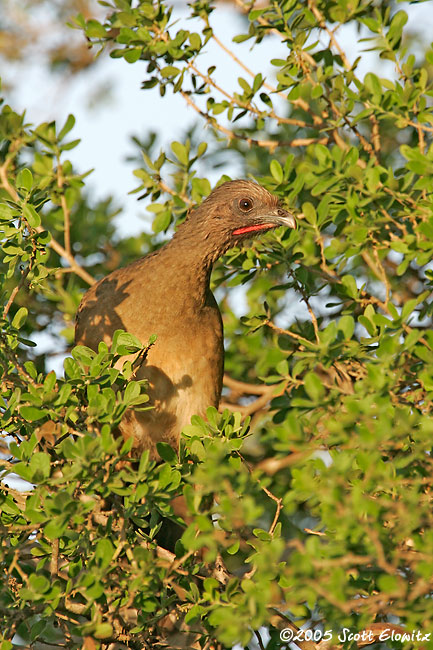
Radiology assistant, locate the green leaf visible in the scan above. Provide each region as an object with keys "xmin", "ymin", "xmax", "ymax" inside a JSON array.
[
  {"xmin": 124, "ymin": 48, "xmax": 141, "ymax": 63},
  {"xmin": 17, "ymin": 168, "xmax": 33, "ymax": 192},
  {"xmin": 60, "ymin": 138, "xmax": 81, "ymax": 151},
  {"xmin": 252, "ymin": 73, "xmax": 263, "ymax": 93},
  {"xmin": 0, "ymin": 203, "xmax": 14, "ymax": 220},
  {"xmin": 341, "ymin": 274, "xmax": 359, "ymax": 299},
  {"xmin": 95, "ymin": 538, "xmax": 114, "ymax": 568},
  {"xmin": 58, "ymin": 114, "xmax": 76, "ymax": 140},
  {"xmin": 249, "ymin": 8, "xmax": 266, "ymax": 21},
  {"xmin": 377, "ymin": 574, "xmax": 400, "ymax": 593},
  {"xmin": 30, "ymin": 619, "xmax": 47, "ymax": 641},
  {"xmin": 30, "ymin": 451, "xmax": 51, "ymax": 480},
  {"xmin": 112, "ymin": 330, "xmax": 143, "ymax": 354},
  {"xmin": 152, "ymin": 210, "xmax": 171, "ymax": 233},
  {"xmin": 85, "ymin": 19, "xmax": 107, "ymax": 38},
  {"xmin": 72, "ymin": 345, "xmax": 95, "ymax": 365},
  {"xmin": 23, "ymin": 204, "xmax": 41, "ymax": 228},
  {"xmin": 29, "ymin": 573, "xmax": 50, "ymax": 594},
  {"xmin": 260, "ymin": 92, "xmax": 273, "ymax": 107},
  {"xmin": 64, "ymin": 357, "xmax": 81, "ymax": 379},
  {"xmin": 156, "ymin": 442, "xmax": 178, "ymax": 463},
  {"xmin": 55, "ymin": 383, "xmax": 72, "ymax": 405},
  {"xmin": 338, "ymin": 315, "xmax": 355, "ymax": 339},
  {"xmin": 94, "ymin": 623, "xmax": 113, "ymax": 639},
  {"xmin": 420, "ymin": 370, "xmax": 433, "ymax": 391},
  {"xmin": 12, "ymin": 307, "xmax": 28, "ymax": 329},
  {"xmin": 171, "ymin": 141, "xmax": 189, "ymax": 165},
  {"xmin": 44, "ymin": 516, "xmax": 69, "ymax": 540},
  {"xmin": 270, "ymin": 159, "xmax": 283, "ymax": 184},
  {"xmin": 401, "ymin": 298, "xmax": 418, "ymax": 321},
  {"xmin": 124, "ymin": 381, "xmax": 141, "ymax": 403},
  {"xmin": 197, "ymin": 142, "xmax": 208, "ymax": 158},
  {"xmin": 302, "ymin": 201, "xmax": 316, "ymax": 225},
  {"xmin": 358, "ymin": 312, "xmax": 377, "ymax": 336},
  {"xmin": 189, "ymin": 32, "xmax": 201, "ymax": 49},
  {"xmin": 20, "ymin": 406, "xmax": 48, "ymax": 422},
  {"xmin": 43, "ymin": 370, "xmax": 57, "ymax": 393},
  {"xmin": 387, "ymin": 10, "xmax": 407, "ymax": 48},
  {"xmin": 160, "ymin": 66, "xmax": 181, "ymax": 78},
  {"xmin": 227, "ymin": 540, "xmax": 240, "ymax": 555},
  {"xmin": 364, "ymin": 73, "xmax": 382, "ymax": 102},
  {"xmin": 304, "ymin": 372, "xmax": 325, "ymax": 402}
]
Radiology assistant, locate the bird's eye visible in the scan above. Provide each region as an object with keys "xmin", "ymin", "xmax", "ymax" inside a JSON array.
[{"xmin": 239, "ymin": 198, "xmax": 253, "ymax": 212}]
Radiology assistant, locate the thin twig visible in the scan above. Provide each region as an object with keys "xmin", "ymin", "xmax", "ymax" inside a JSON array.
[
  {"xmin": 257, "ymin": 451, "xmax": 311, "ymax": 476},
  {"xmin": 263, "ymin": 487, "xmax": 283, "ymax": 536},
  {"xmin": 304, "ymin": 528, "xmax": 326, "ymax": 536},
  {"xmin": 370, "ymin": 114, "xmax": 381, "ymax": 154},
  {"xmin": 265, "ymin": 319, "xmax": 311, "ymax": 345},
  {"xmin": 157, "ymin": 177, "xmax": 193, "ymax": 206},
  {"xmin": 407, "ymin": 119, "xmax": 433, "ymax": 134},
  {"xmin": 2, "ymin": 266, "xmax": 31, "ymax": 320},
  {"xmin": 50, "ymin": 538, "xmax": 59, "ymax": 577}
]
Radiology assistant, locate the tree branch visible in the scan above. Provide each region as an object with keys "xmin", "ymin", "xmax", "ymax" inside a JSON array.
[{"xmin": 0, "ymin": 158, "xmax": 95, "ymax": 287}]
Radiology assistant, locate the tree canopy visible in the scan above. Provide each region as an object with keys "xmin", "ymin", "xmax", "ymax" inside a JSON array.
[{"xmin": 1, "ymin": 1, "xmax": 433, "ymax": 648}]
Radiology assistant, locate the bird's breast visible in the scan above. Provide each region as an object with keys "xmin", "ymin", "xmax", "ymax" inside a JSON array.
[{"xmin": 141, "ymin": 304, "xmax": 224, "ymax": 408}]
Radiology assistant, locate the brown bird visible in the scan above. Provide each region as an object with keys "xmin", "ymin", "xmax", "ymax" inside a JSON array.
[{"xmin": 75, "ymin": 180, "xmax": 296, "ymax": 459}]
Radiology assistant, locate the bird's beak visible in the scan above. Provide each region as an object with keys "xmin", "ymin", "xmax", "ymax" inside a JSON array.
[
  {"xmin": 267, "ymin": 208, "xmax": 297, "ymax": 230},
  {"xmin": 232, "ymin": 207, "xmax": 297, "ymax": 236}
]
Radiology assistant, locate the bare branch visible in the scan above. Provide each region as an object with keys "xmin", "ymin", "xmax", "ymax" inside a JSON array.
[
  {"xmin": 180, "ymin": 87, "xmax": 328, "ymax": 151},
  {"xmin": 35, "ymin": 224, "xmax": 95, "ymax": 286},
  {"xmin": 223, "ymin": 374, "xmax": 270, "ymax": 395}
]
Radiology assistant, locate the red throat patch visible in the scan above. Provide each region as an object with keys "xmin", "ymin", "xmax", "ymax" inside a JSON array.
[{"xmin": 232, "ymin": 223, "xmax": 274, "ymax": 236}]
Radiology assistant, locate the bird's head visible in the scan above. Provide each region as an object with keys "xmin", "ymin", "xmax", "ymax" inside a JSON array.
[
  {"xmin": 170, "ymin": 180, "xmax": 296, "ymax": 266},
  {"xmin": 196, "ymin": 180, "xmax": 296, "ymax": 248}
]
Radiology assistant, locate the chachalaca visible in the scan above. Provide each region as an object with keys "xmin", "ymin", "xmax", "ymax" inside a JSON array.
[{"xmin": 75, "ymin": 180, "xmax": 296, "ymax": 459}]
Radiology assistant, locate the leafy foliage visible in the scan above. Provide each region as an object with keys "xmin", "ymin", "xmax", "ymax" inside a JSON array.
[{"xmin": 2, "ymin": 0, "xmax": 433, "ymax": 648}]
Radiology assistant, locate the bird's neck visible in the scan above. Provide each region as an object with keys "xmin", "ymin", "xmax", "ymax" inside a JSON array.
[{"xmin": 157, "ymin": 219, "xmax": 227, "ymax": 307}]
